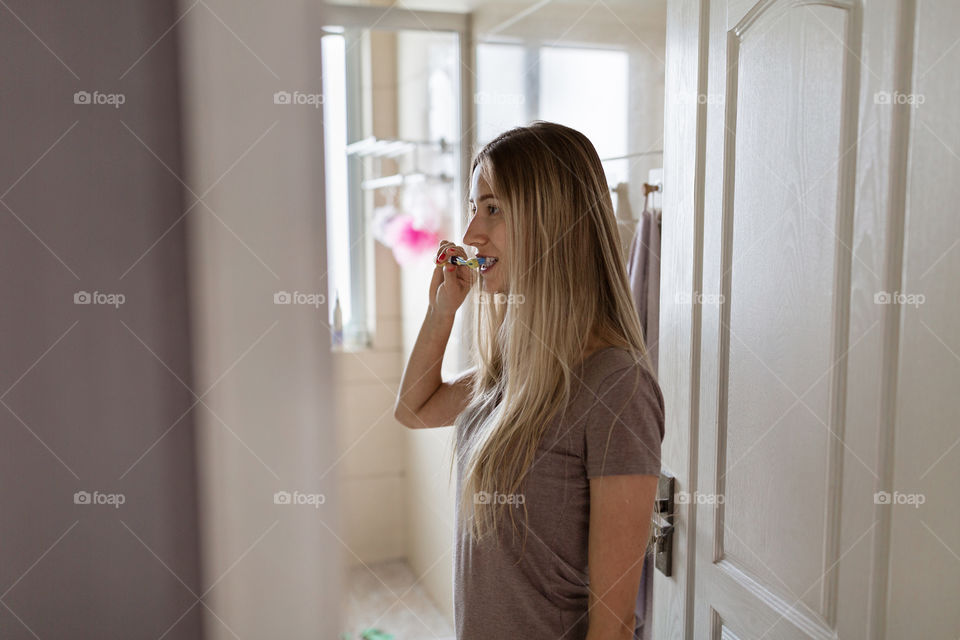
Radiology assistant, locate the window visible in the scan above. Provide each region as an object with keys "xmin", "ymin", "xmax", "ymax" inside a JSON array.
[
  {"xmin": 476, "ymin": 43, "xmax": 527, "ymax": 143},
  {"xmin": 321, "ymin": 33, "xmax": 359, "ymax": 347},
  {"xmin": 322, "ymin": 26, "xmax": 463, "ymax": 352},
  {"xmin": 476, "ymin": 43, "xmax": 630, "ymax": 184},
  {"xmin": 539, "ymin": 46, "xmax": 629, "ymax": 185}
]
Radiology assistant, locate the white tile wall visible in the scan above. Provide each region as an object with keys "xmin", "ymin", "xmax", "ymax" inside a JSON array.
[{"xmin": 335, "ymin": 241, "xmax": 407, "ymax": 566}]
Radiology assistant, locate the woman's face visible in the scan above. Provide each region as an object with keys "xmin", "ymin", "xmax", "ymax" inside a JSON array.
[{"xmin": 464, "ymin": 163, "xmax": 507, "ymax": 294}]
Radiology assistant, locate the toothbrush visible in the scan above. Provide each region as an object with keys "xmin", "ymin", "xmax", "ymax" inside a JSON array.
[{"xmin": 441, "ymin": 255, "xmax": 489, "ymax": 270}]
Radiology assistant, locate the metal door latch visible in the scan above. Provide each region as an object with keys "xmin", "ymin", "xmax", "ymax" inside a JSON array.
[{"xmin": 652, "ymin": 472, "xmax": 675, "ymax": 576}]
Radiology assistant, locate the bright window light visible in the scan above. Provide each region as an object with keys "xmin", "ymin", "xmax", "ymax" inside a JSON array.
[{"xmin": 321, "ymin": 34, "xmax": 351, "ymax": 337}]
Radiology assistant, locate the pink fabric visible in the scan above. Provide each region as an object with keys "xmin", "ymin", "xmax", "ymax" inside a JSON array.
[{"xmin": 374, "ymin": 208, "xmax": 441, "ymax": 265}]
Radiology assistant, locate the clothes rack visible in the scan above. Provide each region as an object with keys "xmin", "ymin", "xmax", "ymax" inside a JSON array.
[{"xmin": 609, "ymin": 182, "xmax": 662, "ymax": 228}]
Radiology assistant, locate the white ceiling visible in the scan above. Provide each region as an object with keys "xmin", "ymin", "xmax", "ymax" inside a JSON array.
[{"xmin": 324, "ymin": 0, "xmax": 667, "ymax": 49}]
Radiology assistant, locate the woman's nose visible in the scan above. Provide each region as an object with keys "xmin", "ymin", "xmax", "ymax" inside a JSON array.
[{"xmin": 462, "ymin": 216, "xmax": 483, "ymax": 247}]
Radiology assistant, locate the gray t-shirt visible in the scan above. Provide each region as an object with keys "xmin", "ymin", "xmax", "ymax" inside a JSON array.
[{"xmin": 454, "ymin": 346, "xmax": 665, "ymax": 639}]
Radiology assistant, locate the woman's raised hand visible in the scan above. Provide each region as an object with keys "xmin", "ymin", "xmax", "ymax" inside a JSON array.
[{"xmin": 429, "ymin": 240, "xmax": 475, "ymax": 319}]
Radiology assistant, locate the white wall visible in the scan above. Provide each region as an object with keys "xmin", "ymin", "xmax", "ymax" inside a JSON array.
[
  {"xmin": 178, "ymin": 1, "xmax": 341, "ymax": 637},
  {"xmin": 335, "ymin": 29, "xmax": 410, "ymax": 567},
  {"xmin": 396, "ymin": 28, "xmax": 466, "ymax": 622},
  {"xmin": 335, "ymin": 245, "xmax": 408, "ymax": 565},
  {"xmin": 401, "ymin": 264, "xmax": 463, "ymax": 622}
]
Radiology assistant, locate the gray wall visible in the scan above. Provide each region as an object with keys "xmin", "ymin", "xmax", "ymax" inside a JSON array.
[{"xmin": 1, "ymin": 2, "xmax": 202, "ymax": 638}]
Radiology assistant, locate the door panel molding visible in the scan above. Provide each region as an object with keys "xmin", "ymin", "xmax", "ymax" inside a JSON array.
[
  {"xmin": 664, "ymin": 0, "xmax": 952, "ymax": 638},
  {"xmin": 714, "ymin": 0, "xmax": 862, "ymax": 628}
]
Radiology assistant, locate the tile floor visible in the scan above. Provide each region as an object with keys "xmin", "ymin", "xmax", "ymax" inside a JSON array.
[{"xmin": 342, "ymin": 560, "xmax": 455, "ymax": 640}]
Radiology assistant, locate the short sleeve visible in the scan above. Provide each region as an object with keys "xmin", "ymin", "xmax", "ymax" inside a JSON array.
[{"xmin": 584, "ymin": 364, "xmax": 664, "ymax": 478}]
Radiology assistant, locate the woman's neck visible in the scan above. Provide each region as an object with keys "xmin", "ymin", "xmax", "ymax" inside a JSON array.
[{"xmin": 582, "ymin": 333, "xmax": 613, "ymax": 361}]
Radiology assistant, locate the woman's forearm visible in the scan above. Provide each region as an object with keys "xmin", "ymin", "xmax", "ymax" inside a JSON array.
[
  {"xmin": 394, "ymin": 304, "xmax": 456, "ymax": 424},
  {"xmin": 585, "ymin": 615, "xmax": 636, "ymax": 640}
]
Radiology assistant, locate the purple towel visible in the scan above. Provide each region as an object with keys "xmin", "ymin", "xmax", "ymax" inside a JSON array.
[{"xmin": 626, "ymin": 207, "xmax": 661, "ymax": 371}]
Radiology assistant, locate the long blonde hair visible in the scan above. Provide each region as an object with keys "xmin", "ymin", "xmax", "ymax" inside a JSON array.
[{"xmin": 453, "ymin": 121, "xmax": 657, "ymax": 547}]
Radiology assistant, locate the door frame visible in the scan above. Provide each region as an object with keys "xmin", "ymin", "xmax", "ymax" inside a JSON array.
[{"xmin": 653, "ymin": 0, "xmax": 711, "ymax": 638}]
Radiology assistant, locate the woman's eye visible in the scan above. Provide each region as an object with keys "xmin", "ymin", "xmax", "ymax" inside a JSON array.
[{"xmin": 468, "ymin": 204, "xmax": 499, "ymax": 216}]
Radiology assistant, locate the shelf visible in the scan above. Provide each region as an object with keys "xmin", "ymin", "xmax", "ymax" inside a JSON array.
[{"xmin": 345, "ymin": 136, "xmax": 452, "ymax": 158}]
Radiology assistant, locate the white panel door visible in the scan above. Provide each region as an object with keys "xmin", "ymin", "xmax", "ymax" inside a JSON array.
[{"xmin": 691, "ymin": 0, "xmax": 924, "ymax": 637}]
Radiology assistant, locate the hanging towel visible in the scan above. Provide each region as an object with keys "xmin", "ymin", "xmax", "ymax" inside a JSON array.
[
  {"xmin": 645, "ymin": 207, "xmax": 660, "ymax": 373},
  {"xmin": 625, "ymin": 199, "xmax": 661, "ymax": 640},
  {"xmin": 614, "ymin": 182, "xmax": 637, "ymax": 258},
  {"xmin": 626, "ymin": 206, "xmax": 661, "ymax": 371}
]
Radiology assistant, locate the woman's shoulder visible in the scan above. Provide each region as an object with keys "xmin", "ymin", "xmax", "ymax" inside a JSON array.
[
  {"xmin": 551, "ymin": 346, "xmax": 664, "ymax": 448},
  {"xmin": 569, "ymin": 346, "xmax": 654, "ymax": 404},
  {"xmin": 577, "ymin": 345, "xmax": 650, "ymax": 384}
]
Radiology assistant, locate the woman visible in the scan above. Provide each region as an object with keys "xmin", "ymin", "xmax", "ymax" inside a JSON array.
[{"xmin": 394, "ymin": 121, "xmax": 665, "ymax": 640}]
